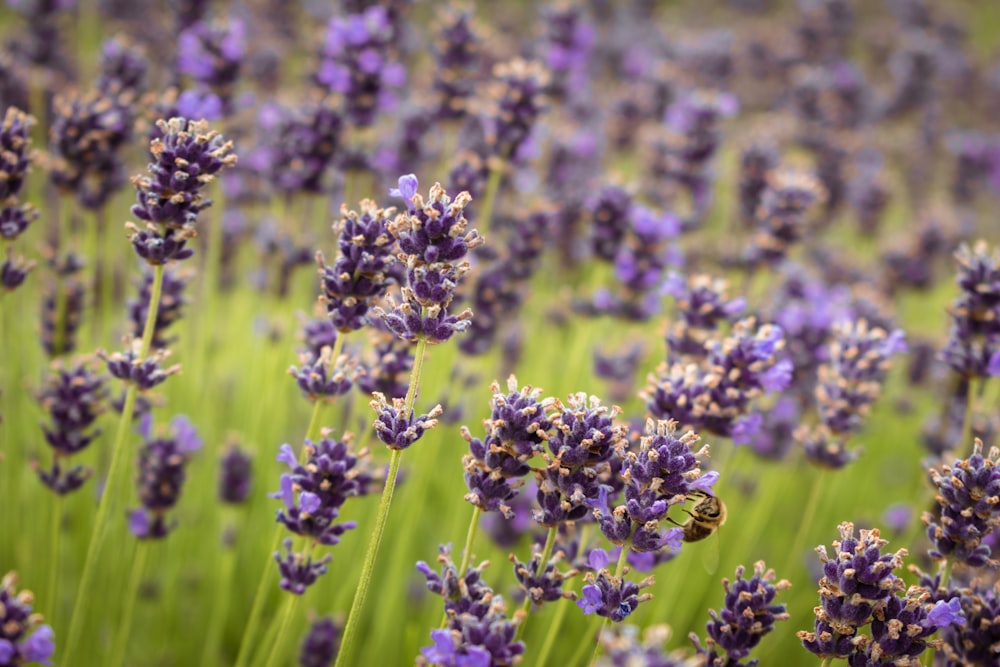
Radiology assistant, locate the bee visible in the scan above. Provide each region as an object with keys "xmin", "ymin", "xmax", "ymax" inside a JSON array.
[{"xmin": 675, "ymin": 490, "xmax": 727, "ymax": 543}]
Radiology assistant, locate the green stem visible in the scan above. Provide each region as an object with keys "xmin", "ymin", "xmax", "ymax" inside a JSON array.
[
  {"xmin": 516, "ymin": 526, "xmax": 558, "ymax": 638},
  {"xmin": 335, "ymin": 448, "xmax": 403, "ymax": 667},
  {"xmin": 108, "ymin": 542, "xmax": 149, "ymax": 667},
  {"xmin": 457, "ymin": 506, "xmax": 481, "ymax": 581},
  {"xmin": 200, "ymin": 520, "xmax": 239, "ymax": 666},
  {"xmin": 262, "ymin": 593, "xmax": 299, "ymax": 667},
  {"xmin": 63, "ymin": 264, "xmax": 165, "ymax": 666},
  {"xmin": 788, "ymin": 467, "xmax": 828, "ymax": 565},
  {"xmin": 335, "ymin": 335, "xmax": 429, "ymax": 667},
  {"xmin": 47, "ymin": 493, "xmax": 62, "ymax": 624},
  {"xmin": 535, "ymin": 595, "xmax": 570, "ymax": 667},
  {"xmin": 477, "ymin": 162, "xmax": 504, "ymax": 237},
  {"xmin": 233, "ymin": 398, "xmax": 328, "ymax": 667},
  {"xmin": 820, "ymin": 658, "xmax": 833, "ymax": 667}
]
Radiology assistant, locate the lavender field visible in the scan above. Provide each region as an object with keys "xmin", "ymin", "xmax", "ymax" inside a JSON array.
[{"xmin": 2, "ymin": 0, "xmax": 1000, "ymax": 665}]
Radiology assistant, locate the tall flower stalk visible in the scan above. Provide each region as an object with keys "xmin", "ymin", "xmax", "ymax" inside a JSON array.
[{"xmin": 335, "ymin": 174, "xmax": 479, "ymax": 666}]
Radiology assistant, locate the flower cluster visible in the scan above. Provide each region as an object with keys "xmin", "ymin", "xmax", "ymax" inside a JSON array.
[
  {"xmin": 271, "ymin": 434, "xmax": 374, "ymax": 593},
  {"xmin": 299, "ymin": 617, "xmax": 339, "ymax": 667},
  {"xmin": 542, "ymin": 3, "xmax": 594, "ymax": 99},
  {"xmin": 643, "ymin": 317, "xmax": 792, "ymax": 443},
  {"xmin": 662, "ymin": 272, "xmax": 746, "ymax": 360},
  {"xmin": 936, "ymin": 580, "xmax": 997, "ymax": 665},
  {"xmin": 534, "ymin": 392, "xmax": 627, "ymax": 527},
  {"xmin": 97, "ymin": 35, "xmax": 148, "ymax": 96},
  {"xmin": 924, "ymin": 440, "xmax": 1000, "ymax": 568},
  {"xmin": 798, "ymin": 523, "xmax": 907, "ymax": 660},
  {"xmin": 218, "ymin": 443, "xmax": 252, "ymax": 505},
  {"xmin": 462, "ymin": 376, "xmax": 553, "ymax": 518},
  {"xmin": 738, "ymin": 141, "xmax": 779, "ymax": 229},
  {"xmin": 588, "ymin": 184, "xmax": 633, "ymax": 263},
  {"xmin": 35, "ymin": 359, "xmax": 107, "ymax": 495},
  {"xmin": 591, "ymin": 419, "xmax": 710, "ymax": 554},
  {"xmin": 375, "ymin": 175, "xmax": 480, "ymax": 344},
  {"xmin": 314, "ymin": 6, "xmax": 405, "ymax": 127},
  {"xmin": 288, "ymin": 346, "xmax": 357, "ymax": 403},
  {"xmin": 691, "ymin": 561, "xmax": 790, "ymax": 665},
  {"xmin": 0, "ymin": 572, "xmax": 55, "ymax": 666},
  {"xmin": 257, "ymin": 101, "xmax": 342, "ymax": 195},
  {"xmin": 798, "ymin": 320, "xmax": 907, "ymax": 468},
  {"xmin": 48, "ymin": 89, "xmax": 134, "ymax": 209},
  {"xmin": 417, "ymin": 545, "xmax": 524, "ymax": 666},
  {"xmin": 577, "ymin": 548, "xmax": 654, "ymax": 622},
  {"xmin": 176, "ymin": 17, "xmax": 246, "ymax": 109},
  {"xmin": 370, "ymin": 392, "xmax": 444, "ymax": 451},
  {"xmin": 596, "ymin": 625, "xmax": 688, "ymax": 667},
  {"xmin": 127, "ymin": 268, "xmax": 189, "ymax": 351},
  {"xmin": 746, "ymin": 170, "xmax": 824, "ymax": 267},
  {"xmin": 129, "ymin": 415, "xmax": 202, "ymax": 539},
  {"xmin": 484, "ymin": 58, "xmax": 549, "ymax": 165},
  {"xmin": 0, "ymin": 106, "xmax": 37, "ymax": 296},
  {"xmin": 940, "ymin": 242, "xmax": 1000, "ymax": 380},
  {"xmin": 317, "ymin": 199, "xmax": 398, "ymax": 333},
  {"xmin": 100, "ymin": 339, "xmax": 181, "ymax": 392},
  {"xmin": 432, "ymin": 7, "xmax": 480, "ymax": 122},
  {"xmin": 127, "ymin": 117, "xmax": 236, "ymax": 266}
]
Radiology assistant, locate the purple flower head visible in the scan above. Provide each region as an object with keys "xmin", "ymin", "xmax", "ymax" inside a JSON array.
[
  {"xmin": 317, "ymin": 199, "xmax": 398, "ymax": 332},
  {"xmin": 747, "ymin": 170, "xmax": 824, "ymax": 267},
  {"xmin": 589, "ymin": 184, "xmax": 633, "ymax": 262},
  {"xmin": 936, "ymin": 580, "xmax": 1000, "ymax": 664},
  {"xmin": 387, "ymin": 181, "xmax": 480, "ymax": 266},
  {"xmin": 273, "ymin": 538, "xmax": 332, "ymax": 595},
  {"xmin": 128, "ymin": 415, "xmax": 201, "ymax": 540},
  {"xmin": 100, "ymin": 340, "xmax": 181, "ymax": 392},
  {"xmin": 97, "ymin": 35, "xmax": 148, "ymax": 96},
  {"xmin": 0, "ymin": 572, "xmax": 55, "ymax": 666},
  {"xmin": 1, "ymin": 249, "xmax": 35, "ymax": 292},
  {"xmin": 370, "ymin": 392, "xmax": 443, "ymax": 450},
  {"xmin": 420, "ymin": 629, "xmax": 490, "ymax": 667},
  {"xmin": 927, "ymin": 597, "xmax": 964, "ymax": 628},
  {"xmin": 127, "ymin": 268, "xmax": 189, "ymax": 351},
  {"xmin": 432, "ymin": 8, "xmax": 481, "ymax": 121},
  {"xmin": 510, "ymin": 545, "xmax": 576, "ymax": 607},
  {"xmin": 799, "ymin": 522, "xmax": 906, "ymax": 658},
  {"xmin": 925, "ymin": 440, "xmax": 1000, "ymax": 568},
  {"xmin": 299, "ymin": 617, "xmax": 338, "ymax": 667},
  {"xmin": 288, "ymin": 347, "xmax": 357, "ymax": 402},
  {"xmin": 577, "ymin": 568, "xmax": 654, "ymax": 622},
  {"xmin": 271, "ymin": 435, "xmax": 372, "ymax": 545},
  {"xmin": 389, "ymin": 173, "xmax": 418, "ymax": 207},
  {"xmin": 36, "ymin": 359, "xmax": 107, "ymax": 462},
  {"xmin": 219, "ymin": 443, "xmax": 252, "ymax": 505},
  {"xmin": 174, "ymin": 88, "xmax": 223, "ymax": 121},
  {"xmin": 695, "ymin": 561, "xmax": 790, "ymax": 663},
  {"xmin": 0, "ymin": 106, "xmax": 35, "ymax": 200},
  {"xmin": 258, "ymin": 101, "xmax": 342, "ymax": 195},
  {"xmin": 131, "ymin": 117, "xmax": 237, "ymax": 231},
  {"xmin": 177, "ymin": 17, "xmax": 245, "ymax": 97},
  {"xmin": 848, "ymin": 587, "xmax": 948, "ymax": 665},
  {"xmin": 485, "ymin": 58, "xmax": 549, "ymax": 163}
]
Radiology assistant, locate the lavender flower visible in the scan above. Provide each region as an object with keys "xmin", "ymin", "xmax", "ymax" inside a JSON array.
[
  {"xmin": 128, "ymin": 415, "xmax": 202, "ymax": 539},
  {"xmin": 588, "ymin": 184, "xmax": 632, "ymax": 262},
  {"xmin": 370, "ymin": 392, "xmax": 444, "ymax": 451},
  {"xmin": 0, "ymin": 106, "xmax": 34, "ymax": 200},
  {"xmin": 40, "ymin": 252, "xmax": 85, "ymax": 357},
  {"xmin": 176, "ymin": 18, "xmax": 245, "ymax": 109},
  {"xmin": 597, "ymin": 625, "xmax": 686, "ymax": 667},
  {"xmin": 924, "ymin": 440, "xmax": 1000, "ymax": 568},
  {"xmin": 97, "ymin": 35, "xmax": 148, "ymax": 96},
  {"xmin": 846, "ymin": 587, "xmax": 948, "ymax": 666},
  {"xmin": 484, "ymin": 59, "xmax": 549, "ymax": 164},
  {"xmin": 577, "ymin": 549, "xmax": 654, "ymax": 622},
  {"xmin": 315, "ymin": 6, "xmax": 405, "ymax": 127},
  {"xmin": 663, "ymin": 272, "xmax": 746, "ymax": 359},
  {"xmin": 100, "ymin": 340, "xmax": 181, "ymax": 391},
  {"xmin": 357, "ymin": 331, "xmax": 412, "ymax": 400},
  {"xmin": 691, "ymin": 561, "xmax": 790, "ymax": 665},
  {"xmin": 272, "ymin": 436, "xmax": 372, "ymax": 546},
  {"xmin": 299, "ymin": 617, "xmax": 338, "ymax": 667},
  {"xmin": 274, "ymin": 539, "xmax": 332, "ymax": 595},
  {"xmin": 35, "ymin": 359, "xmax": 107, "ymax": 495},
  {"xmin": 432, "ymin": 8, "xmax": 480, "ymax": 121},
  {"xmin": 127, "ymin": 268, "xmax": 188, "ymax": 351},
  {"xmin": 1, "ymin": 248, "xmax": 34, "ymax": 292},
  {"xmin": 798, "ymin": 523, "xmax": 907, "ymax": 660},
  {"xmin": 417, "ymin": 545, "xmax": 524, "ymax": 665},
  {"xmin": 0, "ymin": 572, "xmax": 55, "ymax": 666},
  {"xmin": 219, "ymin": 443, "xmax": 252, "ymax": 505},
  {"xmin": 937, "ymin": 581, "xmax": 997, "ymax": 665},
  {"xmin": 257, "ymin": 101, "xmax": 342, "ymax": 195},
  {"xmin": 942, "ymin": 242, "xmax": 1000, "ymax": 380},
  {"xmin": 288, "ymin": 347, "xmax": 357, "ymax": 402},
  {"xmin": 738, "ymin": 142, "xmax": 779, "ymax": 228},
  {"xmin": 510, "ymin": 545, "xmax": 577, "ymax": 607},
  {"xmin": 128, "ymin": 117, "xmax": 236, "ymax": 265},
  {"xmin": 542, "ymin": 3, "xmax": 594, "ymax": 99},
  {"xmin": 747, "ymin": 170, "xmax": 823, "ymax": 267},
  {"xmin": 317, "ymin": 200, "xmax": 397, "ymax": 332}
]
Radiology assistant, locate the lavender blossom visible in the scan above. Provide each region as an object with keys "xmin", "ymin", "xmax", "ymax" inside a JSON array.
[
  {"xmin": 597, "ymin": 625, "xmax": 686, "ymax": 667},
  {"xmin": 542, "ymin": 3, "xmax": 594, "ymax": 99},
  {"xmin": 0, "ymin": 572, "xmax": 55, "ymax": 666},
  {"xmin": 35, "ymin": 359, "xmax": 107, "ymax": 495},
  {"xmin": 257, "ymin": 101, "xmax": 342, "ymax": 195},
  {"xmin": 0, "ymin": 249, "xmax": 34, "ymax": 292},
  {"xmin": 691, "ymin": 561, "xmax": 790, "ymax": 665},
  {"xmin": 0, "ymin": 106, "xmax": 34, "ymax": 200},
  {"xmin": 272, "ymin": 436, "xmax": 372, "ymax": 546},
  {"xmin": 588, "ymin": 184, "xmax": 633, "ymax": 263},
  {"xmin": 288, "ymin": 347, "xmax": 357, "ymax": 402},
  {"xmin": 315, "ymin": 6, "xmax": 405, "ymax": 127},
  {"xmin": 484, "ymin": 59, "xmax": 549, "ymax": 164},
  {"xmin": 40, "ymin": 252, "xmax": 85, "ymax": 357},
  {"xmin": 746, "ymin": 170, "xmax": 823, "ymax": 267},
  {"xmin": 937, "ymin": 581, "xmax": 998, "ymax": 665},
  {"xmin": 432, "ymin": 8, "xmax": 480, "ymax": 121},
  {"xmin": 176, "ymin": 18, "xmax": 245, "ymax": 109},
  {"xmin": 299, "ymin": 617, "xmax": 338, "ymax": 667},
  {"xmin": 97, "ymin": 35, "xmax": 149, "ymax": 96},
  {"xmin": 942, "ymin": 242, "xmax": 1000, "ymax": 380},
  {"xmin": 218, "ymin": 443, "xmax": 252, "ymax": 505},
  {"xmin": 370, "ymin": 393, "xmax": 443, "ymax": 451},
  {"xmin": 274, "ymin": 539, "xmax": 332, "ymax": 595},
  {"xmin": 738, "ymin": 142, "xmax": 779, "ymax": 229},
  {"xmin": 510, "ymin": 545, "xmax": 577, "ymax": 607},
  {"xmin": 577, "ymin": 549, "xmax": 654, "ymax": 622},
  {"xmin": 417, "ymin": 545, "xmax": 524, "ymax": 665},
  {"xmin": 127, "ymin": 268, "xmax": 188, "ymax": 351},
  {"xmin": 846, "ymin": 587, "xmax": 948, "ymax": 666},
  {"xmin": 128, "ymin": 415, "xmax": 202, "ymax": 539},
  {"xmin": 924, "ymin": 440, "xmax": 1000, "ymax": 568},
  {"xmin": 100, "ymin": 340, "xmax": 181, "ymax": 391},
  {"xmin": 798, "ymin": 523, "xmax": 907, "ymax": 660}
]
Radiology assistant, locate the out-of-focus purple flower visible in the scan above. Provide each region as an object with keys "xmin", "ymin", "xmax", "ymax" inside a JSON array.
[
  {"xmin": 128, "ymin": 415, "xmax": 202, "ymax": 539},
  {"xmin": 0, "ymin": 106, "xmax": 35, "ymax": 200},
  {"xmin": 39, "ymin": 252, "xmax": 85, "ymax": 357},
  {"xmin": 1, "ymin": 248, "xmax": 34, "ymax": 292},
  {"xmin": 35, "ymin": 359, "xmax": 107, "ymax": 495},
  {"xmin": 0, "ymin": 572, "xmax": 55, "ymax": 666},
  {"xmin": 542, "ymin": 3, "xmax": 594, "ymax": 98},
  {"xmin": 97, "ymin": 35, "xmax": 148, "ymax": 96},
  {"xmin": 299, "ymin": 617, "xmax": 338, "ymax": 667},
  {"xmin": 177, "ymin": 17, "xmax": 245, "ymax": 107},
  {"xmin": 218, "ymin": 443, "xmax": 252, "ymax": 505},
  {"xmin": 746, "ymin": 170, "xmax": 824, "ymax": 267},
  {"xmin": 0, "ymin": 201, "xmax": 38, "ymax": 242},
  {"xmin": 127, "ymin": 268, "xmax": 188, "ymax": 351},
  {"xmin": 484, "ymin": 58, "xmax": 549, "ymax": 164},
  {"xmin": 738, "ymin": 141, "xmax": 779, "ymax": 228},
  {"xmin": 432, "ymin": 8, "xmax": 480, "ymax": 121}
]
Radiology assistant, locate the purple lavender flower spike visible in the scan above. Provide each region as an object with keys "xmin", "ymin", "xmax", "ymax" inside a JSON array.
[
  {"xmin": 432, "ymin": 8, "xmax": 481, "ymax": 122},
  {"xmin": 97, "ymin": 35, "xmax": 149, "ymax": 96},
  {"xmin": 0, "ymin": 106, "xmax": 35, "ymax": 200},
  {"xmin": 925, "ymin": 439, "xmax": 1000, "ymax": 568},
  {"xmin": 746, "ymin": 170, "xmax": 824, "ymax": 267},
  {"xmin": 299, "ymin": 617, "xmax": 339, "ymax": 667},
  {"xmin": 936, "ymin": 581, "xmax": 999, "ymax": 664},
  {"xmin": 288, "ymin": 347, "xmax": 357, "ymax": 402},
  {"xmin": 177, "ymin": 18, "xmax": 245, "ymax": 110},
  {"xmin": 219, "ymin": 443, "xmax": 252, "ymax": 504},
  {"xmin": 509, "ymin": 545, "xmax": 577, "ymax": 607},
  {"xmin": 484, "ymin": 59, "xmax": 549, "ymax": 164},
  {"xmin": 274, "ymin": 538, "xmax": 332, "ymax": 595},
  {"xmin": 577, "ymin": 568, "xmax": 654, "ymax": 622},
  {"xmin": 0, "ymin": 572, "xmax": 55, "ymax": 666},
  {"xmin": 370, "ymin": 392, "xmax": 444, "ymax": 450},
  {"xmin": 692, "ymin": 561, "xmax": 790, "ymax": 664},
  {"xmin": 100, "ymin": 340, "xmax": 181, "ymax": 391},
  {"xmin": 128, "ymin": 415, "xmax": 202, "ymax": 540},
  {"xmin": 127, "ymin": 268, "xmax": 189, "ymax": 351},
  {"xmin": 846, "ymin": 587, "xmax": 947, "ymax": 666},
  {"xmin": 1, "ymin": 248, "xmax": 35, "ymax": 292},
  {"xmin": 271, "ymin": 435, "xmax": 373, "ymax": 545}
]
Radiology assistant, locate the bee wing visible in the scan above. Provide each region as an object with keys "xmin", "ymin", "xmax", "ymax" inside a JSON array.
[{"xmin": 700, "ymin": 528, "xmax": 720, "ymax": 575}]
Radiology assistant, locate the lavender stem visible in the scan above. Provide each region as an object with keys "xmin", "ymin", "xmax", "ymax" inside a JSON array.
[
  {"xmin": 109, "ymin": 542, "xmax": 149, "ymax": 667},
  {"xmin": 516, "ymin": 526, "xmax": 558, "ymax": 639}
]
